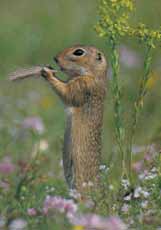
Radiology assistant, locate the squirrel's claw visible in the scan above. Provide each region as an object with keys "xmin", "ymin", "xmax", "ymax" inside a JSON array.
[
  {"xmin": 41, "ymin": 66, "xmax": 57, "ymax": 78},
  {"xmin": 41, "ymin": 67, "xmax": 49, "ymax": 78}
]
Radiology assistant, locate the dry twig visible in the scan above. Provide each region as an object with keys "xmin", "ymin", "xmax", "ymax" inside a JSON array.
[{"xmin": 9, "ymin": 66, "xmax": 57, "ymax": 81}]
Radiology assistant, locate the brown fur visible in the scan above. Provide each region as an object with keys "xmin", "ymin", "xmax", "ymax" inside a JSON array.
[{"xmin": 42, "ymin": 45, "xmax": 107, "ymax": 193}]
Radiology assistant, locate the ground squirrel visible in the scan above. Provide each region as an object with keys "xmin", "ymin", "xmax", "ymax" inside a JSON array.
[
  {"xmin": 41, "ymin": 45, "xmax": 107, "ymax": 192},
  {"xmin": 10, "ymin": 45, "xmax": 107, "ymax": 193}
]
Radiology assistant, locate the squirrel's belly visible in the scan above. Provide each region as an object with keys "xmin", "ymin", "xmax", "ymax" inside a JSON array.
[{"xmin": 64, "ymin": 106, "xmax": 102, "ymax": 190}]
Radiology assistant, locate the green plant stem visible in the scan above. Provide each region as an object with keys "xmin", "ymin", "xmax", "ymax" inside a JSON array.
[
  {"xmin": 127, "ymin": 42, "xmax": 153, "ymax": 182},
  {"xmin": 109, "ymin": 38, "xmax": 126, "ymax": 177}
]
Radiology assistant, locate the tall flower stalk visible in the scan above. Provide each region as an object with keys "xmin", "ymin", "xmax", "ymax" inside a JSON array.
[
  {"xmin": 127, "ymin": 42, "xmax": 153, "ymax": 181},
  {"xmin": 127, "ymin": 25, "xmax": 161, "ymax": 181},
  {"xmin": 95, "ymin": 0, "xmax": 134, "ymax": 178},
  {"xmin": 109, "ymin": 39, "xmax": 126, "ymax": 176},
  {"xmin": 95, "ymin": 0, "xmax": 161, "ymax": 184}
]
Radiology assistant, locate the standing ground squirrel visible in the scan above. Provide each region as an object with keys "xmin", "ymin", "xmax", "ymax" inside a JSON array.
[{"xmin": 41, "ymin": 45, "xmax": 107, "ymax": 193}]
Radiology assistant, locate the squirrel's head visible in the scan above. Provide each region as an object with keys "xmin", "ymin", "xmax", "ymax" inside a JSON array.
[{"xmin": 54, "ymin": 45, "xmax": 107, "ymax": 78}]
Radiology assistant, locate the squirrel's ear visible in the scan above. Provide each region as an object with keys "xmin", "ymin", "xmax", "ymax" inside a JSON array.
[{"xmin": 96, "ymin": 52, "xmax": 102, "ymax": 61}]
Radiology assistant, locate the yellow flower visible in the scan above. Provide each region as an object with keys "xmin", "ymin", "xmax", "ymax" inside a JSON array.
[
  {"xmin": 96, "ymin": 0, "xmax": 135, "ymax": 40},
  {"xmin": 39, "ymin": 96, "xmax": 54, "ymax": 109},
  {"xmin": 96, "ymin": 0, "xmax": 161, "ymax": 44},
  {"xmin": 145, "ymin": 72, "xmax": 158, "ymax": 90},
  {"xmin": 73, "ymin": 226, "xmax": 84, "ymax": 230}
]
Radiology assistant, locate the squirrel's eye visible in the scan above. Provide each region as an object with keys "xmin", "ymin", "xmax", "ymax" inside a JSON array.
[{"xmin": 73, "ymin": 49, "xmax": 85, "ymax": 56}]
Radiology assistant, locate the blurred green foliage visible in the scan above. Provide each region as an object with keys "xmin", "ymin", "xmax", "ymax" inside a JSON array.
[
  {"xmin": 0, "ymin": 0, "xmax": 161, "ymax": 167},
  {"xmin": 0, "ymin": 1, "xmax": 160, "ymax": 229}
]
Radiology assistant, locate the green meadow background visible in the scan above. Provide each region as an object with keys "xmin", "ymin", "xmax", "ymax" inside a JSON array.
[{"xmin": 0, "ymin": 0, "xmax": 161, "ymax": 175}]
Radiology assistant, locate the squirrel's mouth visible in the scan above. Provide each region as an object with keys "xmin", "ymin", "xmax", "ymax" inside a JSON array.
[{"xmin": 53, "ymin": 56, "xmax": 66, "ymax": 72}]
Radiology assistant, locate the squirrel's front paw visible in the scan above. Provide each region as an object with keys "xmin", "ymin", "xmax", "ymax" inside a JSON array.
[
  {"xmin": 41, "ymin": 66, "xmax": 57, "ymax": 79},
  {"xmin": 41, "ymin": 67, "xmax": 50, "ymax": 78}
]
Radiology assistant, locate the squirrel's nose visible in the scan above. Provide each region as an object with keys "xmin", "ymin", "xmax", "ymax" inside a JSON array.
[{"xmin": 54, "ymin": 56, "xmax": 58, "ymax": 63}]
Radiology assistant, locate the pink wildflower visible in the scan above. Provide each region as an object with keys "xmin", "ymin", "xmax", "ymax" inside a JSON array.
[
  {"xmin": 107, "ymin": 216, "xmax": 127, "ymax": 230},
  {"xmin": 0, "ymin": 180, "xmax": 10, "ymax": 191},
  {"xmin": 71, "ymin": 214, "xmax": 127, "ymax": 230},
  {"xmin": 43, "ymin": 196, "xmax": 77, "ymax": 218},
  {"xmin": 144, "ymin": 152, "xmax": 153, "ymax": 162},
  {"xmin": 120, "ymin": 45, "xmax": 141, "ymax": 68},
  {"xmin": 27, "ymin": 208, "xmax": 37, "ymax": 216},
  {"xmin": 132, "ymin": 161, "xmax": 143, "ymax": 173},
  {"xmin": 0, "ymin": 157, "xmax": 15, "ymax": 174},
  {"xmin": 22, "ymin": 116, "xmax": 45, "ymax": 134}
]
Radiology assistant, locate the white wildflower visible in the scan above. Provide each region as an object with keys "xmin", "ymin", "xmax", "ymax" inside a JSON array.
[
  {"xmin": 99, "ymin": 164, "xmax": 106, "ymax": 170},
  {"xmin": 124, "ymin": 194, "xmax": 132, "ymax": 201},
  {"xmin": 121, "ymin": 179, "xmax": 130, "ymax": 190},
  {"xmin": 138, "ymin": 173, "xmax": 145, "ymax": 180},
  {"xmin": 141, "ymin": 190, "xmax": 150, "ymax": 198},
  {"xmin": 69, "ymin": 189, "xmax": 81, "ymax": 199},
  {"xmin": 134, "ymin": 186, "xmax": 142, "ymax": 198},
  {"xmin": 151, "ymin": 167, "xmax": 157, "ymax": 173},
  {"xmin": 141, "ymin": 200, "xmax": 148, "ymax": 209},
  {"xmin": 121, "ymin": 204, "xmax": 129, "ymax": 213},
  {"xmin": 145, "ymin": 173, "xmax": 157, "ymax": 180},
  {"xmin": 134, "ymin": 187, "xmax": 150, "ymax": 199},
  {"xmin": 39, "ymin": 139, "xmax": 49, "ymax": 151},
  {"xmin": 9, "ymin": 219, "xmax": 27, "ymax": 230},
  {"xmin": 50, "ymin": 187, "xmax": 55, "ymax": 192},
  {"xmin": 109, "ymin": 184, "xmax": 114, "ymax": 190}
]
